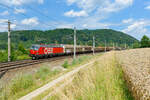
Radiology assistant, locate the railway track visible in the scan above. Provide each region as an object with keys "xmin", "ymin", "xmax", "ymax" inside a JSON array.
[
  {"xmin": 0, "ymin": 56, "xmax": 68, "ymax": 72},
  {"xmin": 0, "ymin": 52, "xmax": 103, "ymax": 73}
]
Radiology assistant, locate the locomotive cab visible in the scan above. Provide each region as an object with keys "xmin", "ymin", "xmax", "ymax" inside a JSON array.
[{"xmin": 30, "ymin": 45, "xmax": 40, "ymax": 60}]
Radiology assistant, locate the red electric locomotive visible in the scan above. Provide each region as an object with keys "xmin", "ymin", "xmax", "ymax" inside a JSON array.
[{"xmin": 30, "ymin": 44, "xmax": 64, "ymax": 60}]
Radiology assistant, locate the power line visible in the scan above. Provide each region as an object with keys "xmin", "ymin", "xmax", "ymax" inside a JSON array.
[
  {"xmin": 0, "ymin": 3, "xmax": 58, "ymax": 28},
  {"xmin": 20, "ymin": 4, "xmax": 62, "ymax": 24},
  {"xmin": 0, "ymin": 2, "xmax": 68, "ymax": 28},
  {"xmin": 17, "ymin": 0, "xmax": 66, "ymax": 26}
]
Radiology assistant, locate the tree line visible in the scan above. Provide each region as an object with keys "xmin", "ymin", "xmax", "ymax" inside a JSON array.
[
  {"xmin": 0, "ymin": 29, "xmax": 138, "ymax": 50},
  {"xmin": 133, "ymin": 35, "xmax": 150, "ymax": 48}
]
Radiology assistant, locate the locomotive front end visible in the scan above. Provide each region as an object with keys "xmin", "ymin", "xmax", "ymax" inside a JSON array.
[{"xmin": 29, "ymin": 45, "xmax": 40, "ymax": 59}]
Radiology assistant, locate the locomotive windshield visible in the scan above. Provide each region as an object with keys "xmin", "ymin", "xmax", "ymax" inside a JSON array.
[{"xmin": 30, "ymin": 45, "xmax": 40, "ymax": 50}]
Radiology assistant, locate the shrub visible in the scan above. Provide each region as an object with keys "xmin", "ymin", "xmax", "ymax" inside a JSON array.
[
  {"xmin": 62, "ymin": 60, "xmax": 69, "ymax": 68},
  {"xmin": 17, "ymin": 54, "xmax": 31, "ymax": 60},
  {"xmin": 0, "ymin": 51, "xmax": 7, "ymax": 62},
  {"xmin": 18, "ymin": 43, "xmax": 28, "ymax": 54},
  {"xmin": 71, "ymin": 59, "xmax": 77, "ymax": 65}
]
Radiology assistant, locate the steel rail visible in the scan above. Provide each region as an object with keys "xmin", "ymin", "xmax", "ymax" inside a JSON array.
[{"xmin": 0, "ymin": 56, "xmax": 68, "ymax": 72}]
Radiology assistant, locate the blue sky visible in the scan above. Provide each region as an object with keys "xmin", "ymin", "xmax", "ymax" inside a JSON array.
[{"xmin": 0, "ymin": 0, "xmax": 150, "ymax": 40}]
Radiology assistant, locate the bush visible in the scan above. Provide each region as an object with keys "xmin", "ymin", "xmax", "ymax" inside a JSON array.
[
  {"xmin": 0, "ymin": 51, "xmax": 7, "ymax": 62},
  {"xmin": 62, "ymin": 60, "xmax": 69, "ymax": 68},
  {"xmin": 18, "ymin": 43, "xmax": 28, "ymax": 54},
  {"xmin": 133, "ymin": 42, "xmax": 140, "ymax": 48},
  {"xmin": 17, "ymin": 54, "xmax": 31, "ymax": 60}
]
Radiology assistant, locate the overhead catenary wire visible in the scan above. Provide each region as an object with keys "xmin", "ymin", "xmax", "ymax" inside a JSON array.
[
  {"xmin": 17, "ymin": 2, "xmax": 64, "ymax": 26},
  {"xmin": 0, "ymin": 3, "xmax": 60, "ymax": 29}
]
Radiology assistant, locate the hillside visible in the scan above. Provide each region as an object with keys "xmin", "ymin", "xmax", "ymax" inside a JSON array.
[{"xmin": 0, "ymin": 29, "xmax": 138, "ymax": 49}]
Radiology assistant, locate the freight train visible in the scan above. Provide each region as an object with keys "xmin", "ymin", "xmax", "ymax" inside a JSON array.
[{"xmin": 29, "ymin": 44, "xmax": 113, "ymax": 60}]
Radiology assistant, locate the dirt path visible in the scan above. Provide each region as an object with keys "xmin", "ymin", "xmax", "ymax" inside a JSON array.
[{"xmin": 19, "ymin": 60, "xmax": 96, "ymax": 100}]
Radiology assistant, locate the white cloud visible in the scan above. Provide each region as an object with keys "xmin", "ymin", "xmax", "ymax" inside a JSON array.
[
  {"xmin": 0, "ymin": 24, "xmax": 16, "ymax": 32},
  {"xmin": 64, "ymin": 10, "xmax": 88, "ymax": 17},
  {"xmin": 0, "ymin": 25, "xmax": 7, "ymax": 32},
  {"xmin": 51, "ymin": 18, "xmax": 111, "ymax": 29},
  {"xmin": 67, "ymin": 0, "xmax": 76, "ymax": 5},
  {"xmin": 66, "ymin": 0, "xmax": 106, "ymax": 13},
  {"xmin": 11, "ymin": 24, "xmax": 17, "ymax": 29},
  {"xmin": 0, "ymin": 19, "xmax": 17, "ymax": 32},
  {"xmin": 66, "ymin": 0, "xmax": 133, "ymax": 13},
  {"xmin": 145, "ymin": 5, "xmax": 150, "ymax": 10},
  {"xmin": 21, "ymin": 17, "xmax": 39, "ymax": 26},
  {"xmin": 64, "ymin": 0, "xmax": 134, "ymax": 29},
  {"xmin": 0, "ymin": 11, "xmax": 9, "ymax": 16},
  {"xmin": 0, "ymin": 19, "xmax": 8, "ymax": 23},
  {"xmin": 122, "ymin": 18, "xmax": 133, "ymax": 24},
  {"xmin": 0, "ymin": 0, "xmax": 45, "ymax": 6},
  {"xmin": 97, "ymin": 0, "xmax": 133, "ymax": 14},
  {"xmin": 122, "ymin": 19, "xmax": 150, "ymax": 39},
  {"xmin": 38, "ymin": 0, "xmax": 44, "ymax": 4},
  {"xmin": 14, "ymin": 8, "xmax": 26, "ymax": 14},
  {"xmin": 115, "ymin": 0, "xmax": 133, "ymax": 6}
]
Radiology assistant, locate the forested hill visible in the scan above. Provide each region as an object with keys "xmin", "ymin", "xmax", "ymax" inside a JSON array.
[{"xmin": 0, "ymin": 29, "xmax": 138, "ymax": 49}]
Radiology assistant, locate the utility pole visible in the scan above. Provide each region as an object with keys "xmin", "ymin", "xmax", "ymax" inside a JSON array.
[
  {"xmin": 113, "ymin": 42, "xmax": 115, "ymax": 50},
  {"xmin": 125, "ymin": 42, "xmax": 127, "ymax": 49},
  {"xmin": 105, "ymin": 40, "xmax": 106, "ymax": 52},
  {"xmin": 132, "ymin": 43, "xmax": 134, "ymax": 49},
  {"xmin": 8, "ymin": 20, "xmax": 11, "ymax": 62},
  {"xmin": 93, "ymin": 36, "xmax": 95, "ymax": 55},
  {"xmin": 74, "ymin": 27, "xmax": 76, "ymax": 60},
  {"xmin": 116, "ymin": 43, "xmax": 118, "ymax": 50}
]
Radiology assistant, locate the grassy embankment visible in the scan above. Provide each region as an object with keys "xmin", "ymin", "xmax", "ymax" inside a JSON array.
[
  {"xmin": 34, "ymin": 52, "xmax": 134, "ymax": 100},
  {"xmin": 0, "ymin": 54, "xmax": 98, "ymax": 100}
]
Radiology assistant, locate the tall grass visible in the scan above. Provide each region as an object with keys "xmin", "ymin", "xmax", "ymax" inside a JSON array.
[
  {"xmin": 48, "ymin": 52, "xmax": 133, "ymax": 100},
  {"xmin": 62, "ymin": 55, "xmax": 93, "ymax": 69},
  {"xmin": 0, "ymin": 54, "xmax": 97, "ymax": 100},
  {"xmin": 0, "ymin": 66, "xmax": 60, "ymax": 100},
  {"xmin": 10, "ymin": 74, "xmax": 34, "ymax": 95}
]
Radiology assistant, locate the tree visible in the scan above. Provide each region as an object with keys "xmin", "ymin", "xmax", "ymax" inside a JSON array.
[
  {"xmin": 11, "ymin": 45, "xmax": 17, "ymax": 61},
  {"xmin": 18, "ymin": 43, "xmax": 28, "ymax": 54},
  {"xmin": 133, "ymin": 42, "xmax": 140, "ymax": 48},
  {"xmin": 0, "ymin": 51, "xmax": 7, "ymax": 62},
  {"xmin": 141, "ymin": 35, "xmax": 150, "ymax": 48}
]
